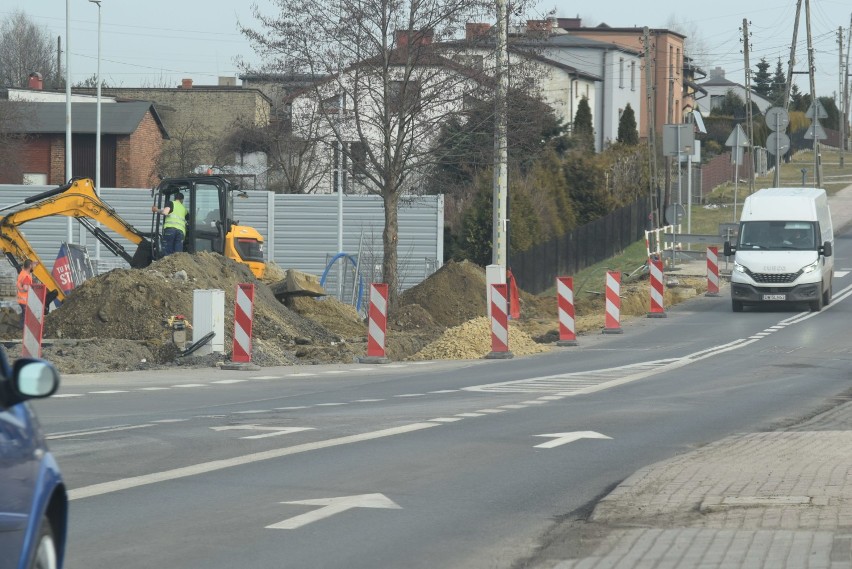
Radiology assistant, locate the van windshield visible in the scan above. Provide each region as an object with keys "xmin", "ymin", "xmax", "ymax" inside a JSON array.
[{"xmin": 738, "ymin": 221, "xmax": 817, "ymax": 250}]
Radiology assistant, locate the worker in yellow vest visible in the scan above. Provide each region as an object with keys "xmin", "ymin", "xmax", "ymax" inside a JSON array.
[
  {"xmin": 16, "ymin": 259, "xmax": 36, "ymax": 330},
  {"xmin": 152, "ymin": 192, "xmax": 187, "ymax": 256}
]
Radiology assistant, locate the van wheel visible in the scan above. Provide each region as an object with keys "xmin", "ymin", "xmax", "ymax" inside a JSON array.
[
  {"xmin": 823, "ymin": 283, "xmax": 832, "ymax": 306},
  {"xmin": 810, "ymin": 293, "xmax": 824, "ymax": 312},
  {"xmin": 732, "ymin": 300, "xmax": 744, "ymax": 312}
]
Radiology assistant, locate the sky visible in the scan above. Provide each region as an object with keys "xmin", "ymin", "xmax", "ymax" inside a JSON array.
[{"xmin": 2, "ymin": 0, "xmax": 850, "ymax": 101}]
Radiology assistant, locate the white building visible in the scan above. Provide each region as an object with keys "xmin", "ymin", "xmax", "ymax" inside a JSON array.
[{"xmin": 696, "ymin": 67, "xmax": 773, "ymax": 116}]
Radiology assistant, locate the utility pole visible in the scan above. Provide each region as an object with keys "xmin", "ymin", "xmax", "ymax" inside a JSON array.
[
  {"xmin": 805, "ymin": 0, "xmax": 822, "ymax": 187},
  {"xmin": 492, "ymin": 0, "xmax": 509, "ymax": 270},
  {"xmin": 643, "ymin": 27, "xmax": 658, "ymax": 227},
  {"xmin": 784, "ymin": 0, "xmax": 804, "ymax": 109},
  {"xmin": 840, "ymin": 26, "xmax": 846, "ymax": 168},
  {"xmin": 742, "ymin": 19, "xmax": 755, "ymax": 195},
  {"xmin": 845, "ymin": 16, "xmax": 851, "ymax": 162}
]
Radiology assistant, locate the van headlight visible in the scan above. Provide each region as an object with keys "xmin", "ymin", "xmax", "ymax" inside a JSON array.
[
  {"xmin": 734, "ymin": 261, "xmax": 746, "ymax": 273},
  {"xmin": 802, "ymin": 260, "xmax": 819, "ymax": 274}
]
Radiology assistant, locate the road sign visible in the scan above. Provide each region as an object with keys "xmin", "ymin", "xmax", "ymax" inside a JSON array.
[
  {"xmin": 764, "ymin": 107, "xmax": 790, "ymax": 132},
  {"xmin": 805, "ymin": 100, "xmax": 828, "ymax": 120},
  {"xmin": 724, "ymin": 124, "xmax": 750, "ymax": 147},
  {"xmin": 267, "ymin": 494, "xmax": 402, "ymax": 529},
  {"xmin": 662, "ymin": 124, "xmax": 695, "ymax": 157},
  {"xmin": 804, "ymin": 122, "xmax": 827, "ymax": 140},
  {"xmin": 766, "ymin": 132, "xmax": 791, "ymax": 155}
]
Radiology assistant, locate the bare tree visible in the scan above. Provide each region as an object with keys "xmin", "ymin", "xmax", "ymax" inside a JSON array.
[
  {"xmin": 241, "ymin": 0, "xmax": 490, "ymax": 304},
  {"xmin": 0, "ymin": 11, "xmax": 58, "ymax": 88}
]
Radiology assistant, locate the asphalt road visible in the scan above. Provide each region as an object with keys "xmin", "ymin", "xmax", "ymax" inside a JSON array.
[{"xmin": 33, "ymin": 234, "xmax": 852, "ymax": 569}]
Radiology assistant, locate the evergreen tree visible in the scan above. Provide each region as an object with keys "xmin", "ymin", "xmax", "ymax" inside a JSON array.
[
  {"xmin": 573, "ymin": 96, "xmax": 595, "ymax": 153},
  {"xmin": 616, "ymin": 103, "xmax": 639, "ymax": 145},
  {"xmin": 789, "ymin": 84, "xmax": 805, "ymax": 111},
  {"xmin": 753, "ymin": 57, "xmax": 771, "ymax": 98},
  {"xmin": 709, "ymin": 89, "xmax": 746, "ymax": 118},
  {"xmin": 769, "ymin": 58, "xmax": 787, "ymax": 106}
]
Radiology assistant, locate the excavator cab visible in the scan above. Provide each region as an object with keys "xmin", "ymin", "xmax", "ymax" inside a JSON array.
[{"xmin": 152, "ymin": 176, "xmax": 266, "ymax": 278}]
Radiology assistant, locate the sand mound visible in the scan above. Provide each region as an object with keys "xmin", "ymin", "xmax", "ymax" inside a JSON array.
[
  {"xmin": 397, "ymin": 260, "xmax": 487, "ymax": 327},
  {"xmin": 410, "ymin": 316, "xmax": 550, "ymax": 360}
]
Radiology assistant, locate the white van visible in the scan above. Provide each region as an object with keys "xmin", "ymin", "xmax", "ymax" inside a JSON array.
[{"xmin": 723, "ymin": 187, "xmax": 834, "ymax": 312}]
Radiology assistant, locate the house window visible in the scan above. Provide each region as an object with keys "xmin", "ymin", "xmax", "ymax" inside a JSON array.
[
  {"xmin": 676, "ymin": 48, "xmax": 681, "ymax": 75},
  {"xmin": 389, "ymin": 80, "xmax": 421, "ymax": 113},
  {"xmin": 619, "ymin": 58, "xmax": 624, "ymax": 89},
  {"xmin": 630, "ymin": 62, "xmax": 636, "ymax": 91},
  {"xmin": 23, "ymin": 173, "xmax": 48, "ymax": 185},
  {"xmin": 348, "ymin": 141, "xmax": 367, "ymax": 179},
  {"xmin": 321, "ymin": 94, "xmax": 344, "ymax": 115}
]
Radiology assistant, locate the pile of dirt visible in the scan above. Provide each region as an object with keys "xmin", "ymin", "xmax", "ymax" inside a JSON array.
[
  {"xmin": 397, "ymin": 260, "xmax": 487, "ymax": 327},
  {"xmin": 410, "ymin": 317, "xmax": 550, "ymax": 360},
  {"xmin": 37, "ymin": 252, "xmax": 356, "ymax": 371}
]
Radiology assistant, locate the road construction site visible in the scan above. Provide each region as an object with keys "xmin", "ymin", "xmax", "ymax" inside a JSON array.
[{"xmin": 0, "ymin": 250, "xmax": 707, "ymax": 374}]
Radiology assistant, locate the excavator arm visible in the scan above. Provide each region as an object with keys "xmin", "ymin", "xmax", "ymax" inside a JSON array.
[{"xmin": 0, "ymin": 178, "xmax": 155, "ymax": 303}]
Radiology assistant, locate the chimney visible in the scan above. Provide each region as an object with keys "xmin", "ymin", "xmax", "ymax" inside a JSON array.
[
  {"xmin": 395, "ymin": 29, "xmax": 434, "ymax": 47},
  {"xmin": 180, "ymin": 78, "xmax": 193, "ymax": 89},
  {"xmin": 465, "ymin": 23, "xmax": 491, "ymax": 40},
  {"xmin": 27, "ymin": 72, "xmax": 44, "ymax": 90},
  {"xmin": 218, "ymin": 76, "xmax": 236, "ymax": 87},
  {"xmin": 709, "ymin": 67, "xmax": 725, "ymax": 80}
]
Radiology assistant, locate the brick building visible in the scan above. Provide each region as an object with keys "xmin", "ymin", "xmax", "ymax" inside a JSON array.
[
  {"xmin": 1, "ymin": 101, "xmax": 168, "ymax": 188},
  {"xmin": 81, "ymin": 79, "xmax": 273, "ymax": 176}
]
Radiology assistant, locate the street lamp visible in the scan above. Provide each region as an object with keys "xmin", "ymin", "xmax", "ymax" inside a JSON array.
[{"xmin": 89, "ymin": 0, "xmax": 102, "ymax": 262}]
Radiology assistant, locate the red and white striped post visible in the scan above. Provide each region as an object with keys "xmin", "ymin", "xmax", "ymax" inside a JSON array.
[
  {"xmin": 706, "ymin": 246, "xmax": 721, "ymax": 297},
  {"xmin": 232, "ymin": 283, "xmax": 255, "ymax": 363},
  {"xmin": 603, "ymin": 271, "xmax": 623, "ymax": 334},
  {"xmin": 485, "ymin": 283, "xmax": 513, "ymax": 359},
  {"xmin": 647, "ymin": 258, "xmax": 667, "ymax": 318},
  {"xmin": 22, "ymin": 284, "xmax": 46, "ymax": 358},
  {"xmin": 361, "ymin": 283, "xmax": 390, "ymax": 363},
  {"xmin": 556, "ymin": 277, "xmax": 578, "ymax": 346}
]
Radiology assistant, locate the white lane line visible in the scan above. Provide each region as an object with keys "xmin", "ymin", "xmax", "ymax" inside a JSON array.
[
  {"xmin": 836, "ymin": 270, "xmax": 850, "ymax": 278},
  {"xmin": 69, "ymin": 423, "xmax": 438, "ymax": 500},
  {"xmin": 429, "ymin": 417, "xmax": 463, "ymax": 423},
  {"xmin": 151, "ymin": 419, "xmax": 187, "ymax": 423},
  {"xmin": 89, "ymin": 390, "xmax": 129, "ymax": 394},
  {"xmin": 174, "ymin": 384, "xmax": 206, "ymax": 388},
  {"xmin": 354, "ymin": 399, "xmax": 384, "ymax": 403},
  {"xmin": 323, "ymin": 371, "xmax": 347, "ymax": 375},
  {"xmin": 48, "ymin": 423, "xmax": 154, "ymax": 440},
  {"xmin": 456, "ymin": 413, "xmax": 485, "ymax": 418},
  {"xmin": 429, "ymin": 389, "xmax": 459, "ymax": 394},
  {"xmin": 394, "ymin": 394, "xmax": 424, "ymax": 398},
  {"xmin": 410, "ymin": 362, "xmax": 432, "ymax": 365},
  {"xmin": 477, "ymin": 409, "xmax": 506, "ymax": 413},
  {"xmin": 539, "ymin": 396, "xmax": 565, "ymax": 401},
  {"xmin": 316, "ymin": 403, "xmax": 346, "ymax": 407},
  {"xmin": 54, "ymin": 394, "xmax": 84, "ymax": 398},
  {"xmin": 289, "ymin": 373, "xmax": 317, "ymax": 377},
  {"xmin": 234, "ymin": 410, "xmax": 270, "ymax": 414},
  {"xmin": 139, "ymin": 387, "xmax": 170, "ymax": 391},
  {"xmin": 501, "ymin": 404, "xmax": 527, "ymax": 409},
  {"xmin": 384, "ymin": 365, "xmax": 407, "ymax": 368},
  {"xmin": 251, "ymin": 376, "xmax": 281, "ymax": 380},
  {"xmin": 212, "ymin": 380, "xmax": 247, "ymax": 384},
  {"xmin": 351, "ymin": 368, "xmax": 374, "ymax": 372},
  {"xmin": 275, "ymin": 406, "xmax": 308, "ymax": 410},
  {"xmin": 522, "ymin": 400, "xmax": 548, "ymax": 405}
]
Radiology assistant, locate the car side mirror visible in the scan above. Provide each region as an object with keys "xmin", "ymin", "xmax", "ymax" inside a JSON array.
[
  {"xmin": 821, "ymin": 241, "xmax": 832, "ymax": 257},
  {"xmin": 723, "ymin": 241, "xmax": 735, "ymax": 257},
  {"xmin": 12, "ymin": 359, "xmax": 60, "ymax": 400}
]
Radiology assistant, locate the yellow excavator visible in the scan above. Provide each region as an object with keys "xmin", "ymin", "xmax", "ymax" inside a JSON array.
[{"xmin": 0, "ymin": 176, "xmax": 266, "ymax": 304}]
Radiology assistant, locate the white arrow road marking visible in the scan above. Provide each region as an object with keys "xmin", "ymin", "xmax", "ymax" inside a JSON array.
[
  {"xmin": 267, "ymin": 493, "xmax": 401, "ymax": 529},
  {"xmin": 210, "ymin": 425, "xmax": 314, "ymax": 439},
  {"xmin": 534, "ymin": 431, "xmax": 612, "ymax": 449}
]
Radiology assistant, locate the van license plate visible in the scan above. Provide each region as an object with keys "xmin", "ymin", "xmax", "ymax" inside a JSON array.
[{"xmin": 763, "ymin": 294, "xmax": 786, "ymax": 301}]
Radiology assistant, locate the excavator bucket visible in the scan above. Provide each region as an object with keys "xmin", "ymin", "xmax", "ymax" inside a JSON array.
[{"xmin": 269, "ymin": 269, "xmax": 327, "ymax": 301}]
